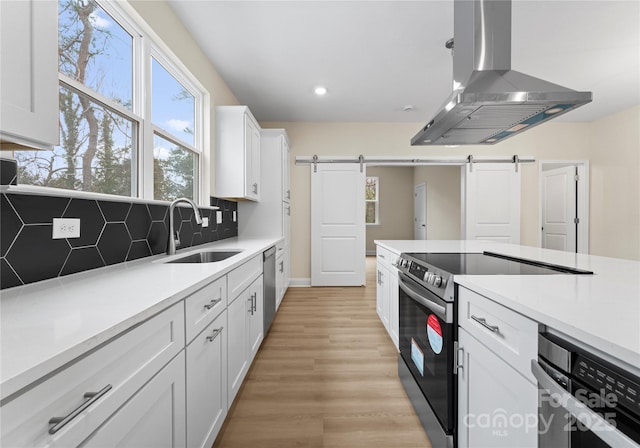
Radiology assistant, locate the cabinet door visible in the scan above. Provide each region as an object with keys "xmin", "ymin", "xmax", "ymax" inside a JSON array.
[
  {"xmin": 276, "ymin": 254, "xmax": 285, "ymax": 310},
  {"xmin": 388, "ymin": 268, "xmax": 399, "ymax": 351},
  {"xmin": 186, "ymin": 311, "xmax": 227, "ymax": 448},
  {"xmin": 80, "ymin": 352, "xmax": 186, "ymax": 448},
  {"xmin": 457, "ymin": 328, "xmax": 537, "ymax": 448},
  {"xmin": 245, "ymin": 115, "xmax": 261, "ymax": 201},
  {"xmin": 248, "ymin": 275, "xmax": 264, "ymax": 361},
  {"xmin": 0, "ymin": 0, "xmax": 58, "ymax": 149},
  {"xmin": 283, "ymin": 203, "xmax": 291, "ymax": 248},
  {"xmin": 227, "ymin": 290, "xmax": 250, "ymax": 404},
  {"xmin": 282, "ymin": 137, "xmax": 290, "ymax": 203}
]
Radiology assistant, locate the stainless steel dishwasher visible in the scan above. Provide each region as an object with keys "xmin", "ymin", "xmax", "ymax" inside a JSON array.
[{"xmin": 263, "ymin": 246, "xmax": 276, "ymax": 335}]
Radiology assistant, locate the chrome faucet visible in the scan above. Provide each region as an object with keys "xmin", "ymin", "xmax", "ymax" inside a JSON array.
[{"xmin": 167, "ymin": 198, "xmax": 203, "ymax": 255}]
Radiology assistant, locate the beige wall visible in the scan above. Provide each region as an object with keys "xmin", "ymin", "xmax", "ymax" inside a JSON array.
[
  {"xmin": 126, "ymin": 2, "xmax": 639, "ymax": 273},
  {"xmin": 365, "ymin": 167, "xmax": 414, "ymax": 252},
  {"xmin": 128, "ymin": 0, "xmax": 239, "ymax": 196},
  {"xmin": 264, "ymin": 111, "xmax": 639, "ymax": 279},
  {"xmin": 588, "ymin": 105, "xmax": 640, "ymax": 260},
  {"xmin": 413, "ymin": 166, "xmax": 462, "ymax": 240}
]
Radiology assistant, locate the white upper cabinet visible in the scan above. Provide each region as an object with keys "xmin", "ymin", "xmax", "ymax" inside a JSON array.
[
  {"xmin": 282, "ymin": 136, "xmax": 290, "ymax": 203},
  {"xmin": 215, "ymin": 106, "xmax": 261, "ymax": 201},
  {"xmin": 0, "ymin": 0, "xmax": 59, "ymax": 150}
]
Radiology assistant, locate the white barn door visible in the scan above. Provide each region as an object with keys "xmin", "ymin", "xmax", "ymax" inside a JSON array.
[
  {"xmin": 541, "ymin": 166, "xmax": 577, "ymax": 252},
  {"xmin": 311, "ymin": 164, "xmax": 365, "ymax": 286},
  {"xmin": 463, "ymin": 163, "xmax": 521, "ymax": 243}
]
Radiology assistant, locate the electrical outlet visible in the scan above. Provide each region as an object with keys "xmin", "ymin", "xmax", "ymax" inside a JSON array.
[
  {"xmin": 233, "ymin": 211, "xmax": 237, "ymax": 222},
  {"xmin": 202, "ymin": 217, "xmax": 209, "ymax": 228},
  {"xmin": 216, "ymin": 211, "xmax": 223, "ymax": 224},
  {"xmin": 52, "ymin": 218, "xmax": 81, "ymax": 239}
]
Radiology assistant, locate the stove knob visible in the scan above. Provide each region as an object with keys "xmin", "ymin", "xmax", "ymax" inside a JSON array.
[
  {"xmin": 433, "ymin": 276, "xmax": 443, "ymax": 287},
  {"xmin": 426, "ymin": 273, "xmax": 434, "ymax": 284},
  {"xmin": 423, "ymin": 272, "xmax": 430, "ymax": 283}
]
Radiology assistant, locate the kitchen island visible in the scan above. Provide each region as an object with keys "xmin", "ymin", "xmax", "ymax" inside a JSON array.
[
  {"xmin": 375, "ymin": 239, "xmax": 640, "ymax": 448},
  {"xmin": 375, "ymin": 240, "xmax": 640, "ymax": 369}
]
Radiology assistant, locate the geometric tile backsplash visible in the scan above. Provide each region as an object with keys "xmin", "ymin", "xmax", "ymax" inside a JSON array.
[{"xmin": 0, "ymin": 193, "xmax": 238, "ymax": 290}]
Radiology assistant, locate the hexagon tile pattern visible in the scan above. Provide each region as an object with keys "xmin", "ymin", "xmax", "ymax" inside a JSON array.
[{"xmin": 0, "ymin": 194, "xmax": 238, "ymax": 289}]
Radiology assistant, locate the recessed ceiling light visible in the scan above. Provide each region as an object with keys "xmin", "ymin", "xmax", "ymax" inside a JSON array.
[
  {"xmin": 314, "ymin": 86, "xmax": 327, "ymax": 96},
  {"xmin": 403, "ymin": 105, "xmax": 415, "ymax": 112},
  {"xmin": 486, "ymin": 138, "xmax": 498, "ymax": 143}
]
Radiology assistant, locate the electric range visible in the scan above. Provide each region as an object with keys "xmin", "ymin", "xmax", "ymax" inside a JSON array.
[{"xmin": 395, "ymin": 251, "xmax": 593, "ymax": 448}]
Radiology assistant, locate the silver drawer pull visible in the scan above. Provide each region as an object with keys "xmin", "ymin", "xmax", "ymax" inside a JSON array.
[
  {"xmin": 203, "ymin": 298, "xmax": 222, "ymax": 310},
  {"xmin": 251, "ymin": 293, "xmax": 257, "ymax": 312},
  {"xmin": 248, "ymin": 297, "xmax": 254, "ymax": 315},
  {"xmin": 253, "ymin": 183, "xmax": 258, "ymax": 194},
  {"xmin": 471, "ymin": 315, "xmax": 500, "ymax": 333},
  {"xmin": 48, "ymin": 385, "xmax": 112, "ymax": 434},
  {"xmin": 206, "ymin": 327, "xmax": 224, "ymax": 342}
]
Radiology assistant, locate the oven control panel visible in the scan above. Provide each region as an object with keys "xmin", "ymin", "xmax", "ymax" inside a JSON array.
[
  {"xmin": 398, "ymin": 256, "xmax": 447, "ymax": 290},
  {"xmin": 574, "ymin": 355, "xmax": 640, "ymax": 415}
]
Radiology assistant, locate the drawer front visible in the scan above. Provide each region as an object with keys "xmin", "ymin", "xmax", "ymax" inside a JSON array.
[
  {"xmin": 227, "ymin": 254, "xmax": 262, "ymax": 302},
  {"xmin": 1, "ymin": 303, "xmax": 185, "ymax": 448},
  {"xmin": 376, "ymin": 246, "xmax": 399, "ymax": 270},
  {"xmin": 458, "ymin": 287, "xmax": 538, "ymax": 384},
  {"xmin": 185, "ymin": 276, "xmax": 227, "ymax": 343}
]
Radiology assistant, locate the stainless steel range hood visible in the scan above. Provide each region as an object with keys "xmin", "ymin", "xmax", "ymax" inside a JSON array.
[{"xmin": 411, "ymin": 0, "xmax": 592, "ymax": 146}]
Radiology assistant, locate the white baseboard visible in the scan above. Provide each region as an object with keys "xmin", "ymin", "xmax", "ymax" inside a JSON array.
[
  {"xmin": 289, "ymin": 278, "xmax": 311, "ymax": 287},
  {"xmin": 366, "ymin": 250, "xmax": 376, "ymax": 256}
]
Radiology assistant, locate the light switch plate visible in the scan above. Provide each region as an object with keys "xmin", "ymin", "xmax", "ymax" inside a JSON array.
[
  {"xmin": 52, "ymin": 218, "xmax": 81, "ymax": 239},
  {"xmin": 216, "ymin": 211, "xmax": 223, "ymax": 224},
  {"xmin": 202, "ymin": 217, "xmax": 209, "ymax": 228},
  {"xmin": 233, "ymin": 211, "xmax": 237, "ymax": 222}
]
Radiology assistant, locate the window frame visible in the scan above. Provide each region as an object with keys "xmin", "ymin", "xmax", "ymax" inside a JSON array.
[
  {"xmin": 25, "ymin": 0, "xmax": 210, "ymax": 205},
  {"xmin": 365, "ymin": 176, "xmax": 379, "ymax": 226}
]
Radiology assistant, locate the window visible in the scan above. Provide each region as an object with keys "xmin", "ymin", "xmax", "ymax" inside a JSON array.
[
  {"xmin": 14, "ymin": 0, "xmax": 208, "ymax": 203},
  {"xmin": 365, "ymin": 176, "xmax": 379, "ymax": 225}
]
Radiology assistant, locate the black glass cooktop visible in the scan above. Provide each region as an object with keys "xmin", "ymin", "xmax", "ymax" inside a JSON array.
[{"xmin": 405, "ymin": 251, "xmax": 593, "ymax": 275}]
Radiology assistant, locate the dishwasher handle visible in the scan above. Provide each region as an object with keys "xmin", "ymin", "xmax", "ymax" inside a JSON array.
[{"xmin": 531, "ymin": 360, "xmax": 640, "ymax": 448}]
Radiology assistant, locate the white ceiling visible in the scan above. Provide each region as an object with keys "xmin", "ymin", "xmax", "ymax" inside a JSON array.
[{"xmin": 169, "ymin": 1, "xmax": 640, "ymax": 124}]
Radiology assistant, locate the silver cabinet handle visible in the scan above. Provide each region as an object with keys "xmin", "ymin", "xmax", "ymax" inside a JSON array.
[
  {"xmin": 286, "ymin": 190, "xmax": 290, "ymax": 199},
  {"xmin": 378, "ymin": 254, "xmax": 386, "ymax": 259},
  {"xmin": 252, "ymin": 183, "xmax": 258, "ymax": 194},
  {"xmin": 454, "ymin": 342, "xmax": 464, "ymax": 374},
  {"xmin": 203, "ymin": 298, "xmax": 222, "ymax": 310},
  {"xmin": 471, "ymin": 315, "xmax": 500, "ymax": 333},
  {"xmin": 206, "ymin": 327, "xmax": 224, "ymax": 342},
  {"xmin": 531, "ymin": 360, "xmax": 640, "ymax": 448},
  {"xmin": 251, "ymin": 293, "xmax": 257, "ymax": 312},
  {"xmin": 248, "ymin": 297, "xmax": 254, "ymax": 315},
  {"xmin": 48, "ymin": 385, "xmax": 112, "ymax": 434},
  {"xmin": 279, "ymin": 261, "xmax": 284, "ymax": 273}
]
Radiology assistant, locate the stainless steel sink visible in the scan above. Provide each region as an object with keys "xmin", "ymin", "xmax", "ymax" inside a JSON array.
[{"xmin": 167, "ymin": 251, "xmax": 242, "ymax": 263}]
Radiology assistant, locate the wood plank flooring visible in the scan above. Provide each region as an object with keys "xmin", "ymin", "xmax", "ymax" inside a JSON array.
[{"xmin": 213, "ymin": 257, "xmax": 431, "ymax": 448}]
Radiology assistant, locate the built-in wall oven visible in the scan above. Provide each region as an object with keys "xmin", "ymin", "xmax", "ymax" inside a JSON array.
[
  {"xmin": 396, "ymin": 252, "xmax": 593, "ymax": 448},
  {"xmin": 534, "ymin": 332, "xmax": 640, "ymax": 448}
]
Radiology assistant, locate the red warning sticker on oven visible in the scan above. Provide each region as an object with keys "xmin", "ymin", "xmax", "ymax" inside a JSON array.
[{"xmin": 427, "ymin": 314, "xmax": 443, "ymax": 354}]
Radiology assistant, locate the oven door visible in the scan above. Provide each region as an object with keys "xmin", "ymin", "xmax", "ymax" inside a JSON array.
[{"xmin": 399, "ymin": 273, "xmax": 455, "ymax": 433}]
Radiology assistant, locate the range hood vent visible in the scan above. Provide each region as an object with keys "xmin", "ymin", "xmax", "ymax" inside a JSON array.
[{"xmin": 412, "ymin": 0, "xmax": 592, "ymax": 146}]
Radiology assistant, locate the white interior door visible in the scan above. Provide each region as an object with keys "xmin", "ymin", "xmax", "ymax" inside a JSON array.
[
  {"xmin": 414, "ymin": 183, "xmax": 427, "ymax": 240},
  {"xmin": 541, "ymin": 166, "xmax": 577, "ymax": 252},
  {"xmin": 311, "ymin": 163, "xmax": 365, "ymax": 286},
  {"xmin": 463, "ymin": 163, "xmax": 521, "ymax": 243}
]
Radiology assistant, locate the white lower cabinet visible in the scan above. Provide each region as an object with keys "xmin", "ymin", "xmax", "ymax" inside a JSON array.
[
  {"xmin": 0, "ymin": 303, "xmax": 185, "ymax": 448},
  {"xmin": 457, "ymin": 327, "xmax": 538, "ymax": 448},
  {"xmin": 227, "ymin": 275, "xmax": 264, "ymax": 405},
  {"xmin": 387, "ymin": 267, "xmax": 399, "ymax": 350},
  {"xmin": 80, "ymin": 352, "xmax": 186, "ymax": 448},
  {"xmin": 186, "ymin": 311, "xmax": 227, "ymax": 448}
]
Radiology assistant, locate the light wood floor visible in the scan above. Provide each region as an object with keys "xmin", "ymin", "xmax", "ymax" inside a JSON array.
[{"xmin": 213, "ymin": 257, "xmax": 432, "ymax": 448}]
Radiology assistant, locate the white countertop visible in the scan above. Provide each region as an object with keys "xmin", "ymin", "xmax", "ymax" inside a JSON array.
[
  {"xmin": 0, "ymin": 237, "xmax": 281, "ymax": 401},
  {"xmin": 375, "ymin": 240, "xmax": 640, "ymax": 371}
]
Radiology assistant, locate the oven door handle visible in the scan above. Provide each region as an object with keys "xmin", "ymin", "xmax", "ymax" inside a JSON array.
[
  {"xmin": 531, "ymin": 360, "xmax": 640, "ymax": 448},
  {"xmin": 399, "ymin": 276, "xmax": 448, "ymax": 321}
]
